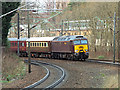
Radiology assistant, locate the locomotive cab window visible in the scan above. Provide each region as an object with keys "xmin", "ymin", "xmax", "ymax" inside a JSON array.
[
  {"xmin": 81, "ymin": 40, "xmax": 87, "ymax": 44},
  {"xmin": 73, "ymin": 40, "xmax": 80, "ymax": 45}
]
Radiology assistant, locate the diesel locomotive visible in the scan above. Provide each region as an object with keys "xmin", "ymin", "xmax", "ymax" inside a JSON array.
[
  {"xmin": 8, "ymin": 35, "xmax": 89, "ymax": 60},
  {"xmin": 51, "ymin": 35, "xmax": 89, "ymax": 60}
]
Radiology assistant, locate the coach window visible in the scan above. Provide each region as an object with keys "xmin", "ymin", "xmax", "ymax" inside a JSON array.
[
  {"xmin": 44, "ymin": 43, "xmax": 46, "ymax": 47},
  {"xmin": 46, "ymin": 43, "xmax": 48, "ymax": 47},
  {"xmin": 27, "ymin": 42, "xmax": 28, "ymax": 47},
  {"xmin": 35, "ymin": 43, "xmax": 36, "ymax": 47},
  {"xmin": 15, "ymin": 42, "xmax": 17, "ymax": 46},
  {"xmin": 30, "ymin": 43, "xmax": 32, "ymax": 47},
  {"xmin": 11, "ymin": 43, "xmax": 14, "ymax": 46},
  {"xmin": 37, "ymin": 43, "xmax": 39, "ymax": 47},
  {"xmin": 22, "ymin": 43, "xmax": 24, "ymax": 46},
  {"xmin": 42, "ymin": 43, "xmax": 44, "ymax": 47},
  {"xmin": 19, "ymin": 43, "xmax": 21, "ymax": 46},
  {"xmin": 40, "ymin": 43, "xmax": 41, "ymax": 47},
  {"xmin": 20, "ymin": 43, "xmax": 22, "ymax": 46},
  {"xmin": 33, "ymin": 43, "xmax": 34, "ymax": 47}
]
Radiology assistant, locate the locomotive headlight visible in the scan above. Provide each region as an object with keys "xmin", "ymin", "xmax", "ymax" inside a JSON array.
[
  {"xmin": 85, "ymin": 49, "xmax": 88, "ymax": 51},
  {"xmin": 75, "ymin": 50, "xmax": 78, "ymax": 52}
]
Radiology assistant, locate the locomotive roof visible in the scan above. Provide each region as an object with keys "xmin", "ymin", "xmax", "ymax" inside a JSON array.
[
  {"xmin": 26, "ymin": 37, "xmax": 56, "ymax": 41},
  {"xmin": 8, "ymin": 38, "xmax": 28, "ymax": 41},
  {"xmin": 53, "ymin": 35, "xmax": 87, "ymax": 41}
]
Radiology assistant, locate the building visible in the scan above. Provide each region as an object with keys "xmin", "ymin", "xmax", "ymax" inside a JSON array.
[{"xmin": 49, "ymin": 29, "xmax": 91, "ymax": 37}]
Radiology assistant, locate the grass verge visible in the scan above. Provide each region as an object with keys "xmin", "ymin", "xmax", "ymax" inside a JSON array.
[{"xmin": 2, "ymin": 47, "xmax": 26, "ymax": 83}]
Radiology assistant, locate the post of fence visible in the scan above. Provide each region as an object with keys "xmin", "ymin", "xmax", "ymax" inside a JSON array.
[
  {"xmin": 113, "ymin": 12, "xmax": 116, "ymax": 63},
  {"xmin": 27, "ymin": 4, "xmax": 31, "ymax": 73},
  {"xmin": 17, "ymin": 12, "xmax": 20, "ymax": 56}
]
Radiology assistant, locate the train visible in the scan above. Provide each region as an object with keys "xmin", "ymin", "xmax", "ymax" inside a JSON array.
[{"xmin": 8, "ymin": 35, "xmax": 89, "ymax": 60}]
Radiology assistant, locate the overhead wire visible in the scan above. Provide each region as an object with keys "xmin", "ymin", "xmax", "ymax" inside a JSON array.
[
  {"xmin": 95, "ymin": 16, "xmax": 120, "ymax": 35},
  {"xmin": 0, "ymin": 2, "xmax": 32, "ymax": 18}
]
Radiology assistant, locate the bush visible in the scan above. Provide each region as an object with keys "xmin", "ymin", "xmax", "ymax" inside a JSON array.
[
  {"xmin": 6, "ymin": 38, "xmax": 11, "ymax": 48},
  {"xmin": 98, "ymin": 56, "xmax": 105, "ymax": 59}
]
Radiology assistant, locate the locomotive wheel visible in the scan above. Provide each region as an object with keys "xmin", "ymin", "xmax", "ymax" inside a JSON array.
[
  {"xmin": 83, "ymin": 58, "xmax": 86, "ymax": 61},
  {"xmin": 59, "ymin": 54, "xmax": 63, "ymax": 59},
  {"xmin": 80, "ymin": 54, "xmax": 84, "ymax": 61},
  {"xmin": 71, "ymin": 55, "xmax": 75, "ymax": 60},
  {"xmin": 35, "ymin": 54, "xmax": 39, "ymax": 58},
  {"xmin": 19, "ymin": 53, "xmax": 22, "ymax": 57},
  {"xmin": 67, "ymin": 55, "xmax": 71, "ymax": 60},
  {"xmin": 31, "ymin": 54, "xmax": 34, "ymax": 58},
  {"xmin": 58, "ymin": 54, "xmax": 60, "ymax": 59},
  {"xmin": 48, "ymin": 54, "xmax": 51, "ymax": 59}
]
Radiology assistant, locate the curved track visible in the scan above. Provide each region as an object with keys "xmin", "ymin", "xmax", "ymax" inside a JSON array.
[
  {"xmin": 23, "ymin": 60, "xmax": 66, "ymax": 89},
  {"xmin": 86, "ymin": 59, "xmax": 119, "ymax": 66}
]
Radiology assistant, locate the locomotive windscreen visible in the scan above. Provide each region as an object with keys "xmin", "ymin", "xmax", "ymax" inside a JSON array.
[
  {"xmin": 81, "ymin": 40, "xmax": 88, "ymax": 44},
  {"xmin": 73, "ymin": 40, "xmax": 88, "ymax": 45},
  {"xmin": 73, "ymin": 40, "xmax": 80, "ymax": 45}
]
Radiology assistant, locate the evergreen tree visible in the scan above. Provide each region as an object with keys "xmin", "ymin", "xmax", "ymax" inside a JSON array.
[{"xmin": 2, "ymin": 2, "xmax": 20, "ymax": 46}]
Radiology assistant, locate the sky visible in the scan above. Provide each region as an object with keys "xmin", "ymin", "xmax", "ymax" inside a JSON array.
[
  {"xmin": 2, "ymin": 0, "xmax": 120, "ymax": 2},
  {"xmin": 21, "ymin": 0, "xmax": 47, "ymax": 9},
  {"xmin": 22, "ymin": 0, "xmax": 47, "ymax": 3}
]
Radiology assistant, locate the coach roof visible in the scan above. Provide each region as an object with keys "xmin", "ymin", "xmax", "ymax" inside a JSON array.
[
  {"xmin": 8, "ymin": 38, "xmax": 28, "ymax": 41},
  {"xmin": 26, "ymin": 37, "xmax": 56, "ymax": 41}
]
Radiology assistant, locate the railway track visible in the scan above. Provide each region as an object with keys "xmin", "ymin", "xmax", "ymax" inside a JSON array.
[
  {"xmin": 22, "ymin": 56, "xmax": 119, "ymax": 65},
  {"xmin": 23, "ymin": 60, "xmax": 66, "ymax": 89},
  {"xmin": 86, "ymin": 59, "xmax": 119, "ymax": 65},
  {"xmin": 20, "ymin": 57, "xmax": 118, "ymax": 88}
]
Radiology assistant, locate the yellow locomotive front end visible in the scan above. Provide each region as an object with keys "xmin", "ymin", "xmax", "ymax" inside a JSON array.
[{"xmin": 73, "ymin": 39, "xmax": 89, "ymax": 60}]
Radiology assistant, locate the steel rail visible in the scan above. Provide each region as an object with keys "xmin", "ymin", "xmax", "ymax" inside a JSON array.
[
  {"xmin": 35, "ymin": 60, "xmax": 66, "ymax": 89},
  {"xmin": 23, "ymin": 60, "xmax": 66, "ymax": 89},
  {"xmin": 86, "ymin": 59, "xmax": 119, "ymax": 66},
  {"xmin": 22, "ymin": 60, "xmax": 50, "ymax": 90}
]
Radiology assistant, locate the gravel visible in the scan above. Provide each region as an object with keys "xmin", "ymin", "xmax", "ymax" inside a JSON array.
[
  {"xmin": 34, "ymin": 58, "xmax": 118, "ymax": 88},
  {"xmin": 2, "ymin": 58, "xmax": 118, "ymax": 88}
]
